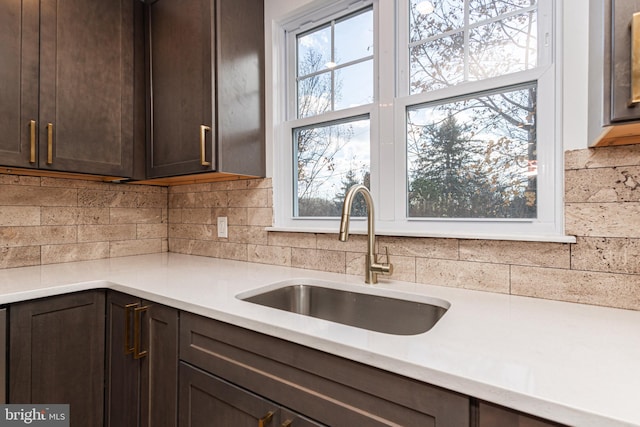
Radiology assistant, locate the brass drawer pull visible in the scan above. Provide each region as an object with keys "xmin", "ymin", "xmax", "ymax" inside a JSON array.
[
  {"xmin": 200, "ymin": 124, "xmax": 212, "ymax": 166},
  {"xmin": 124, "ymin": 302, "xmax": 140, "ymax": 355},
  {"xmin": 29, "ymin": 120, "xmax": 36, "ymax": 163},
  {"xmin": 258, "ymin": 411, "xmax": 274, "ymax": 427},
  {"xmin": 631, "ymin": 12, "xmax": 640, "ymax": 106},
  {"xmin": 46, "ymin": 122, "xmax": 53, "ymax": 164},
  {"xmin": 133, "ymin": 305, "xmax": 150, "ymax": 359},
  {"xmin": 280, "ymin": 420, "xmax": 292, "ymax": 427}
]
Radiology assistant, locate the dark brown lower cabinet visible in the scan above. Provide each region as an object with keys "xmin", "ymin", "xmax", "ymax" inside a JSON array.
[
  {"xmin": 179, "ymin": 362, "xmax": 322, "ymax": 427},
  {"xmin": 9, "ymin": 290, "xmax": 106, "ymax": 426},
  {"xmin": 105, "ymin": 291, "xmax": 179, "ymax": 427},
  {"xmin": 477, "ymin": 401, "xmax": 565, "ymax": 427},
  {"xmin": 179, "ymin": 311, "xmax": 470, "ymax": 426}
]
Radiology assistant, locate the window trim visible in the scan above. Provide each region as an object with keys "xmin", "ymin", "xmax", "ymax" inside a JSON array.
[{"xmin": 271, "ymin": 0, "xmax": 570, "ymax": 242}]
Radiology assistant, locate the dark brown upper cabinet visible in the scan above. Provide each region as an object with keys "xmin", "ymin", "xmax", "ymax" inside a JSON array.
[
  {"xmin": 589, "ymin": 0, "xmax": 640, "ymax": 146},
  {"xmin": 145, "ymin": 0, "xmax": 265, "ymax": 179},
  {"xmin": 0, "ymin": 0, "xmax": 145, "ymax": 178}
]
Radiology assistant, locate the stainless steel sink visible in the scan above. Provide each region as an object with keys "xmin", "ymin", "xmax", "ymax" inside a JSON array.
[{"xmin": 239, "ymin": 283, "xmax": 448, "ymax": 335}]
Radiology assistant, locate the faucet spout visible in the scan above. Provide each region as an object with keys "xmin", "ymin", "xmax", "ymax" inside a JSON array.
[{"xmin": 338, "ymin": 185, "xmax": 392, "ymax": 284}]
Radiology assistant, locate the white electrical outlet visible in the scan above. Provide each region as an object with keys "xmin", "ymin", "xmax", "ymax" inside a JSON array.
[{"xmin": 217, "ymin": 216, "xmax": 228, "ymax": 238}]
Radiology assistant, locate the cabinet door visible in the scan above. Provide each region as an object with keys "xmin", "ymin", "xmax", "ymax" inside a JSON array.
[
  {"xmin": 106, "ymin": 292, "xmax": 179, "ymax": 427},
  {"xmin": 139, "ymin": 300, "xmax": 179, "ymax": 427},
  {"xmin": 146, "ymin": 0, "xmax": 214, "ymax": 178},
  {"xmin": 478, "ymin": 401, "xmax": 565, "ymax": 427},
  {"xmin": 179, "ymin": 362, "xmax": 282, "ymax": 427},
  {"xmin": 610, "ymin": 0, "xmax": 640, "ymax": 123},
  {"xmin": 105, "ymin": 292, "xmax": 141, "ymax": 427},
  {"xmin": 0, "ymin": 0, "xmax": 38, "ymax": 167},
  {"xmin": 9, "ymin": 291, "xmax": 105, "ymax": 426},
  {"xmin": 38, "ymin": 0, "xmax": 136, "ymax": 176},
  {"xmin": 146, "ymin": 0, "xmax": 265, "ymax": 179}
]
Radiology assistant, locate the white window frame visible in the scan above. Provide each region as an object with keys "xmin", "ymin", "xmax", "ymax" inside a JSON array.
[{"xmin": 272, "ymin": 0, "xmax": 569, "ymax": 242}]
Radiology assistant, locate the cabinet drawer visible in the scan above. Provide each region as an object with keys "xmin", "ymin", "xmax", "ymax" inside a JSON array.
[{"xmin": 179, "ymin": 312, "xmax": 469, "ymax": 426}]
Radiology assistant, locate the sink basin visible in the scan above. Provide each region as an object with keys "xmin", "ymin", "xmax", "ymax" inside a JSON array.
[{"xmin": 239, "ymin": 283, "xmax": 448, "ymax": 335}]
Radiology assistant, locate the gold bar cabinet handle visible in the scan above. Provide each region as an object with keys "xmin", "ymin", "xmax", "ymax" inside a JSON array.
[
  {"xmin": 29, "ymin": 120, "xmax": 36, "ymax": 163},
  {"xmin": 258, "ymin": 411, "xmax": 274, "ymax": 427},
  {"xmin": 46, "ymin": 123, "xmax": 53, "ymax": 164},
  {"xmin": 133, "ymin": 305, "xmax": 150, "ymax": 359},
  {"xmin": 630, "ymin": 12, "xmax": 640, "ymax": 106},
  {"xmin": 124, "ymin": 302, "xmax": 140, "ymax": 355},
  {"xmin": 280, "ymin": 421, "xmax": 292, "ymax": 427},
  {"xmin": 200, "ymin": 124, "xmax": 212, "ymax": 166}
]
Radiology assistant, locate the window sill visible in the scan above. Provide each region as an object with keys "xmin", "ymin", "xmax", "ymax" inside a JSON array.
[{"xmin": 266, "ymin": 226, "xmax": 577, "ymax": 244}]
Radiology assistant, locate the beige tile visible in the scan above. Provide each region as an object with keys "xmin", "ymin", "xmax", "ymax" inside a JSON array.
[
  {"xmin": 168, "ymin": 224, "xmax": 215, "ymax": 240},
  {"xmin": 248, "ymin": 245, "xmax": 291, "ymax": 266},
  {"xmin": 168, "ymin": 209, "xmax": 182, "ymax": 224},
  {"xmin": 110, "ymin": 239, "xmax": 163, "ymax": 257},
  {"xmin": 0, "ymin": 246, "xmax": 40, "ymax": 268},
  {"xmin": 246, "ymin": 207, "xmax": 272, "ymax": 227},
  {"xmin": 268, "ymin": 232, "xmax": 316, "ymax": 249},
  {"xmin": 137, "ymin": 224, "xmax": 168, "ymax": 239},
  {"xmin": 195, "ymin": 191, "xmax": 228, "ymax": 208},
  {"xmin": 168, "ymin": 238, "xmax": 191, "ymax": 254},
  {"xmin": 565, "ymin": 202, "xmax": 640, "ymax": 238},
  {"xmin": 0, "ymin": 226, "xmax": 77, "ymax": 247},
  {"xmin": 385, "ymin": 255, "xmax": 415, "ymax": 283},
  {"xmin": 378, "ymin": 236, "xmax": 458, "ymax": 259},
  {"xmin": 42, "ymin": 242, "xmax": 109, "ymax": 264},
  {"xmin": 110, "ymin": 208, "xmax": 163, "ymax": 224},
  {"xmin": 415, "ymin": 258, "xmax": 510, "ymax": 293},
  {"xmin": 0, "ymin": 207, "xmax": 41, "ymax": 226},
  {"xmin": 227, "ymin": 188, "xmax": 269, "ymax": 208},
  {"xmin": 168, "ymin": 192, "xmax": 197, "ymax": 209},
  {"xmin": 180, "ymin": 208, "xmax": 213, "ymax": 224},
  {"xmin": 317, "ymin": 233, "xmax": 367, "ymax": 253},
  {"xmin": 511, "ymin": 266, "xmax": 640, "ymax": 310},
  {"xmin": 459, "ymin": 240, "xmax": 570, "ymax": 269},
  {"xmin": 0, "ymin": 185, "xmax": 77, "ymax": 206},
  {"xmin": 78, "ymin": 224, "xmax": 136, "ymax": 242},
  {"xmin": 228, "ymin": 226, "xmax": 268, "ymax": 245},
  {"xmin": 136, "ymin": 191, "xmax": 168, "ymax": 208},
  {"xmin": 565, "ymin": 146, "xmax": 640, "ymax": 170},
  {"xmin": 0, "ymin": 175, "xmax": 41, "ymax": 186},
  {"xmin": 571, "ymin": 237, "xmax": 640, "ymax": 274},
  {"xmin": 565, "ymin": 167, "xmax": 640, "ymax": 203},
  {"xmin": 345, "ymin": 252, "xmax": 366, "ymax": 277},
  {"xmin": 78, "ymin": 189, "xmax": 137, "ymax": 208},
  {"xmin": 291, "ymin": 248, "xmax": 345, "ymax": 274},
  {"xmin": 187, "ymin": 240, "xmax": 248, "ymax": 261},
  {"xmin": 41, "ymin": 207, "xmax": 109, "ymax": 225}
]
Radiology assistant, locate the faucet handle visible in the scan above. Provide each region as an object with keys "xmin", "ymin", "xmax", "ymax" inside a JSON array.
[{"xmin": 372, "ymin": 246, "xmax": 393, "ymax": 277}]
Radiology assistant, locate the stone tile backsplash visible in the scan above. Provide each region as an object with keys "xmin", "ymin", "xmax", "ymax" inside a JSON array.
[
  {"xmin": 0, "ymin": 175, "xmax": 167, "ymax": 268},
  {"xmin": 2, "ymin": 144, "xmax": 640, "ymax": 311},
  {"xmin": 166, "ymin": 144, "xmax": 640, "ymax": 311}
]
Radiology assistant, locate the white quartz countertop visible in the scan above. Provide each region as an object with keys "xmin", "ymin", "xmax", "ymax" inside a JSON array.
[{"xmin": 0, "ymin": 253, "xmax": 638, "ymax": 426}]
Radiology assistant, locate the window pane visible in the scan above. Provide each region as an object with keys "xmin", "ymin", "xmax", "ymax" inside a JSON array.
[
  {"xmin": 295, "ymin": 118, "xmax": 370, "ymax": 217},
  {"xmin": 410, "ymin": 0, "xmax": 464, "ymax": 42},
  {"xmin": 297, "ymin": 25, "xmax": 331, "ymax": 78},
  {"xmin": 335, "ymin": 60, "xmax": 373, "ymax": 110},
  {"xmin": 335, "ymin": 9, "xmax": 373, "ymax": 65},
  {"xmin": 407, "ymin": 84, "xmax": 537, "ymax": 219},
  {"xmin": 410, "ymin": 32, "xmax": 464, "ymax": 94},
  {"xmin": 409, "ymin": 0, "xmax": 538, "ymax": 94},
  {"xmin": 469, "ymin": 11, "xmax": 537, "ymax": 80},
  {"xmin": 469, "ymin": 0, "xmax": 537, "ymax": 23},
  {"xmin": 297, "ymin": 72, "xmax": 332, "ymax": 118}
]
